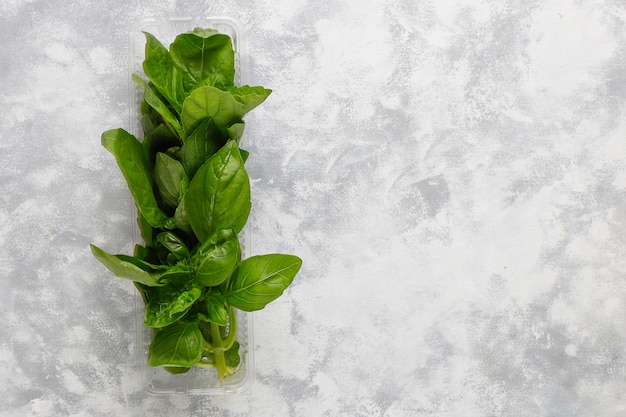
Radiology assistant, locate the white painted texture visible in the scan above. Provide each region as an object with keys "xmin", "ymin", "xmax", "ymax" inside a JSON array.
[{"xmin": 1, "ymin": 0, "xmax": 626, "ymax": 415}]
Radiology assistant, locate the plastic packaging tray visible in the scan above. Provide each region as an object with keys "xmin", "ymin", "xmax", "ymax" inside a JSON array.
[{"xmin": 129, "ymin": 16, "xmax": 254, "ymax": 395}]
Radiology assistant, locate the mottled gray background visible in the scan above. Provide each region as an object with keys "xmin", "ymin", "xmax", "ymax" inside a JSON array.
[{"xmin": 2, "ymin": 0, "xmax": 626, "ymax": 416}]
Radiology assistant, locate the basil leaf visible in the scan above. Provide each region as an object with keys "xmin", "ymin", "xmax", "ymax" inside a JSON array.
[
  {"xmin": 239, "ymin": 148, "xmax": 249, "ymax": 163},
  {"xmin": 101, "ymin": 128, "xmax": 171, "ymax": 229},
  {"xmin": 224, "ymin": 341, "xmax": 241, "ymax": 368},
  {"xmin": 191, "ymin": 229, "xmax": 240, "ymax": 287},
  {"xmin": 156, "ymin": 231, "xmax": 190, "ymax": 261},
  {"xmin": 92, "ymin": 29, "xmax": 299, "ymax": 379},
  {"xmin": 226, "ymin": 121, "xmax": 245, "ymax": 143},
  {"xmin": 133, "ymin": 244, "xmax": 151, "ymax": 260},
  {"xmin": 165, "ymin": 366, "xmax": 190, "ymax": 374},
  {"xmin": 148, "ymin": 322, "xmax": 204, "ymax": 368},
  {"xmin": 142, "ymin": 124, "xmax": 177, "ymax": 163},
  {"xmin": 174, "ymin": 196, "xmax": 193, "ymax": 235},
  {"xmin": 154, "ymin": 152, "xmax": 188, "ymax": 207},
  {"xmin": 156, "ymin": 261, "xmax": 193, "ymax": 286},
  {"xmin": 133, "ymin": 75, "xmax": 185, "ymax": 140},
  {"xmin": 134, "ymin": 282, "xmax": 157, "ymax": 305},
  {"xmin": 140, "ymin": 100, "xmax": 160, "ymax": 135},
  {"xmin": 133, "ymin": 243, "xmax": 161, "ymax": 266},
  {"xmin": 184, "ymin": 140, "xmax": 250, "ymax": 242},
  {"xmin": 228, "ymin": 85, "xmax": 272, "ymax": 114},
  {"xmin": 180, "ymin": 118, "xmax": 223, "ymax": 177},
  {"xmin": 203, "ymin": 294, "xmax": 228, "ymax": 326},
  {"xmin": 144, "ymin": 285, "xmax": 202, "ymax": 328},
  {"xmin": 137, "ymin": 212, "xmax": 154, "ymax": 247},
  {"xmin": 170, "ymin": 30, "xmax": 235, "ymax": 91},
  {"xmin": 222, "ymin": 254, "xmax": 302, "ymax": 311},
  {"xmin": 181, "ymin": 85, "xmax": 269, "ymax": 136},
  {"xmin": 90, "ymin": 244, "xmax": 166, "ymax": 287},
  {"xmin": 142, "ymin": 32, "xmax": 186, "ymax": 114}
]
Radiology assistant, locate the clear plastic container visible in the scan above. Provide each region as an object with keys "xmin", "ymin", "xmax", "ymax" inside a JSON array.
[{"xmin": 129, "ymin": 16, "xmax": 254, "ymax": 395}]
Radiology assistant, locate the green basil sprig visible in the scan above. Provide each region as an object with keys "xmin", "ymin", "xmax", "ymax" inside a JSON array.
[{"xmin": 91, "ymin": 28, "xmax": 302, "ymax": 379}]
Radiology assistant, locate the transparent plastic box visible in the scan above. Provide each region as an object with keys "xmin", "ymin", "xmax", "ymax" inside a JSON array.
[{"xmin": 129, "ymin": 16, "xmax": 254, "ymax": 395}]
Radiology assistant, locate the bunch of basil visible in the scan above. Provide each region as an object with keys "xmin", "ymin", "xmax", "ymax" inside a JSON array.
[{"xmin": 90, "ymin": 28, "xmax": 301, "ymax": 378}]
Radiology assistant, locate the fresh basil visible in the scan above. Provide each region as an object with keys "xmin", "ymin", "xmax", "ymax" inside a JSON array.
[
  {"xmin": 92, "ymin": 28, "xmax": 302, "ymax": 380},
  {"xmin": 181, "ymin": 85, "xmax": 270, "ymax": 136},
  {"xmin": 180, "ymin": 118, "xmax": 222, "ymax": 177},
  {"xmin": 170, "ymin": 29, "xmax": 235, "ymax": 90},
  {"xmin": 224, "ymin": 341, "xmax": 241, "ymax": 368},
  {"xmin": 145, "ymin": 285, "xmax": 203, "ymax": 328},
  {"xmin": 148, "ymin": 322, "xmax": 205, "ymax": 368},
  {"xmin": 184, "ymin": 140, "xmax": 250, "ymax": 242},
  {"xmin": 132, "ymin": 74, "xmax": 185, "ymax": 139},
  {"xmin": 155, "ymin": 232, "xmax": 188, "ymax": 264},
  {"xmin": 223, "ymin": 254, "xmax": 302, "ymax": 311},
  {"xmin": 90, "ymin": 244, "xmax": 166, "ymax": 287},
  {"xmin": 191, "ymin": 229, "xmax": 240, "ymax": 287},
  {"xmin": 142, "ymin": 124, "xmax": 178, "ymax": 163},
  {"xmin": 101, "ymin": 128, "xmax": 172, "ymax": 229},
  {"xmin": 226, "ymin": 121, "xmax": 245, "ymax": 143},
  {"xmin": 228, "ymin": 85, "xmax": 273, "ymax": 114},
  {"xmin": 142, "ymin": 32, "xmax": 186, "ymax": 114},
  {"xmin": 203, "ymin": 293, "xmax": 229, "ymax": 326},
  {"xmin": 154, "ymin": 152, "xmax": 188, "ymax": 208}
]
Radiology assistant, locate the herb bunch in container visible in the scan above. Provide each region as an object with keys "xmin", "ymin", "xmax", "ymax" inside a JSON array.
[{"xmin": 91, "ymin": 27, "xmax": 301, "ymax": 380}]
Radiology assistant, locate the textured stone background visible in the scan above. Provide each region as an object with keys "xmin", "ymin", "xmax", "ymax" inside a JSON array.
[{"xmin": 2, "ymin": 0, "xmax": 626, "ymax": 416}]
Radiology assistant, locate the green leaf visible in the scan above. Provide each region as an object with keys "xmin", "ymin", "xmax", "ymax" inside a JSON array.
[
  {"xmin": 173, "ymin": 196, "xmax": 193, "ymax": 234},
  {"xmin": 170, "ymin": 30, "xmax": 235, "ymax": 91},
  {"xmin": 101, "ymin": 128, "xmax": 171, "ymax": 229},
  {"xmin": 164, "ymin": 366, "xmax": 190, "ymax": 374},
  {"xmin": 191, "ymin": 229, "xmax": 240, "ymax": 287},
  {"xmin": 181, "ymin": 85, "xmax": 270, "ymax": 136},
  {"xmin": 228, "ymin": 85, "xmax": 272, "ymax": 114},
  {"xmin": 134, "ymin": 281, "xmax": 157, "ymax": 305},
  {"xmin": 144, "ymin": 285, "xmax": 203, "ymax": 328},
  {"xmin": 154, "ymin": 152, "xmax": 188, "ymax": 207},
  {"xmin": 133, "ymin": 244, "xmax": 151, "ymax": 260},
  {"xmin": 239, "ymin": 148, "xmax": 249, "ymax": 163},
  {"xmin": 156, "ymin": 261, "xmax": 193, "ymax": 286},
  {"xmin": 226, "ymin": 121, "xmax": 245, "ymax": 143},
  {"xmin": 142, "ymin": 124, "xmax": 178, "ymax": 163},
  {"xmin": 180, "ymin": 118, "xmax": 223, "ymax": 178},
  {"xmin": 142, "ymin": 32, "xmax": 186, "ymax": 114},
  {"xmin": 140, "ymin": 100, "xmax": 160, "ymax": 135},
  {"xmin": 181, "ymin": 86, "xmax": 237, "ymax": 135},
  {"xmin": 90, "ymin": 244, "xmax": 166, "ymax": 287},
  {"xmin": 184, "ymin": 140, "xmax": 250, "ymax": 242},
  {"xmin": 137, "ymin": 212, "xmax": 154, "ymax": 247},
  {"xmin": 156, "ymin": 231, "xmax": 190, "ymax": 261},
  {"xmin": 203, "ymin": 294, "xmax": 228, "ymax": 326},
  {"xmin": 224, "ymin": 341, "xmax": 241, "ymax": 368},
  {"xmin": 223, "ymin": 254, "xmax": 302, "ymax": 311},
  {"xmin": 148, "ymin": 322, "xmax": 204, "ymax": 368},
  {"xmin": 133, "ymin": 74, "xmax": 184, "ymax": 139}
]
